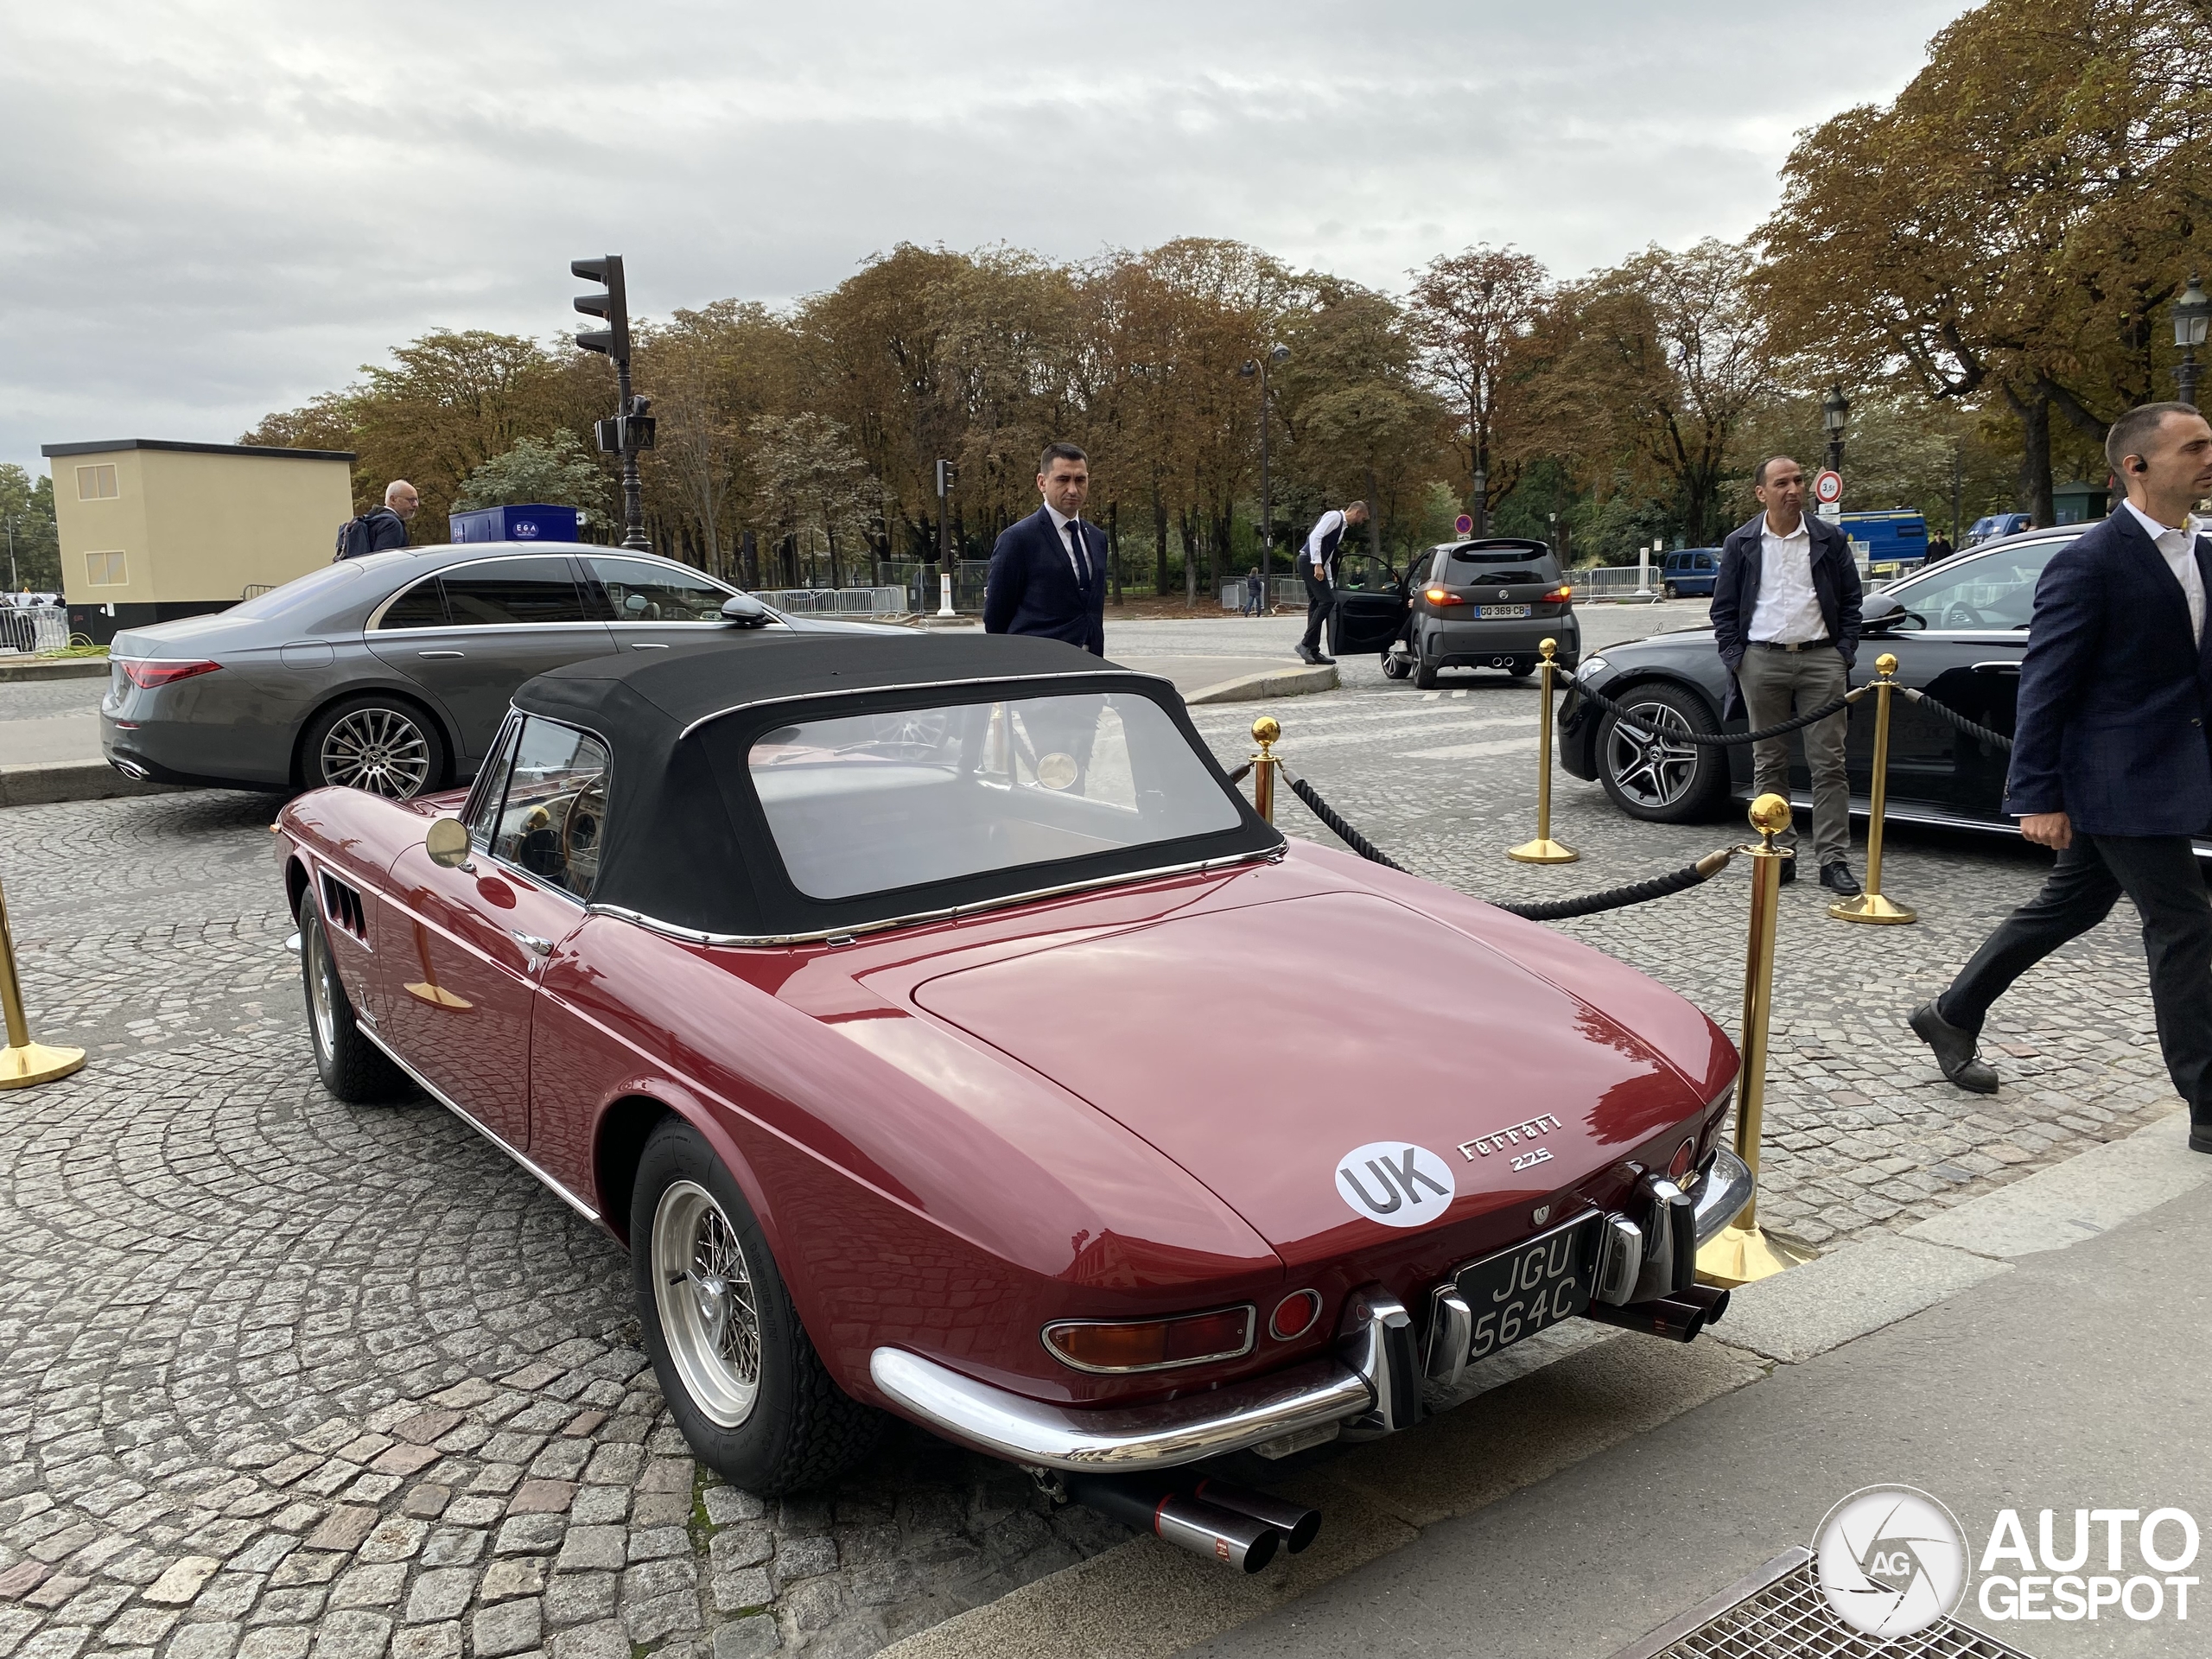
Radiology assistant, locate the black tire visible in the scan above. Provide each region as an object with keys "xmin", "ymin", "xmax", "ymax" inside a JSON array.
[
  {"xmin": 1413, "ymin": 647, "xmax": 1440, "ymax": 690},
  {"xmin": 632, "ymin": 1117, "xmax": 882, "ymax": 1494},
  {"xmin": 1506, "ymin": 658, "xmax": 1538, "ymax": 678},
  {"xmin": 1595, "ymin": 680, "xmax": 1731, "ymax": 823},
  {"xmin": 298, "ymin": 890, "xmax": 410, "ymax": 1103},
  {"xmin": 1662, "ymin": 582, "xmax": 1680, "ymax": 600},
  {"xmin": 302, "ymin": 695, "xmax": 448, "ymax": 799}
]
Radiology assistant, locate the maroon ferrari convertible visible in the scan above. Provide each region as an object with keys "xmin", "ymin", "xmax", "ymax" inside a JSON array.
[{"xmin": 276, "ymin": 628, "xmax": 1750, "ymax": 1567}]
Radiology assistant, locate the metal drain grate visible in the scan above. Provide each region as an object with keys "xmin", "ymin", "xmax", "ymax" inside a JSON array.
[{"xmin": 1611, "ymin": 1548, "xmax": 2036, "ymax": 1659}]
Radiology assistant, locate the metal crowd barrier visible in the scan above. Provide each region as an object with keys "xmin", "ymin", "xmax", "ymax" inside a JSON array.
[
  {"xmin": 0, "ymin": 607, "xmax": 68, "ymax": 655},
  {"xmin": 753, "ymin": 587, "xmax": 909, "ymax": 618}
]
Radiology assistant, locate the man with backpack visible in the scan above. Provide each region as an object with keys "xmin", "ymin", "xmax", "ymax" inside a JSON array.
[{"xmin": 334, "ymin": 481, "xmax": 419, "ymax": 559}]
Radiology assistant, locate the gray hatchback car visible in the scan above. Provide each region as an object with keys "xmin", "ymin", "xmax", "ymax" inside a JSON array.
[{"xmin": 102, "ymin": 544, "xmax": 893, "ymax": 797}]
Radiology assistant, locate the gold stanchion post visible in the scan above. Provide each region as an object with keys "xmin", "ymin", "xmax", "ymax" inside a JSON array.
[
  {"xmin": 1249, "ymin": 715, "xmax": 1281, "ymax": 823},
  {"xmin": 1829, "ymin": 652, "xmax": 1916, "ymax": 925},
  {"xmin": 0, "ymin": 874, "xmax": 87, "ymax": 1090},
  {"xmin": 1695, "ymin": 793, "xmax": 1817, "ymax": 1287},
  {"xmin": 1508, "ymin": 639, "xmax": 1578, "ymax": 864}
]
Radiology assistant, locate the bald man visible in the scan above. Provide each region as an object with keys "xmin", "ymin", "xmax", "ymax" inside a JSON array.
[{"xmin": 337, "ymin": 481, "xmax": 418, "ymax": 558}]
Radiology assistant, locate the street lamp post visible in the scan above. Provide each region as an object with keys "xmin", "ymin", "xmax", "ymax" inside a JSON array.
[
  {"xmin": 1471, "ymin": 467, "xmax": 1489, "ymax": 537},
  {"xmin": 1239, "ymin": 344, "xmax": 1289, "ymax": 586},
  {"xmin": 2174, "ymin": 271, "xmax": 2209, "ymax": 409},
  {"xmin": 1822, "ymin": 385, "xmax": 1850, "ymax": 478}
]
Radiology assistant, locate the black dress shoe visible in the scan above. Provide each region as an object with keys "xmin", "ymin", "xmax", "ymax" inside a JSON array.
[
  {"xmin": 1295, "ymin": 645, "xmax": 1319, "ymax": 665},
  {"xmin": 2190, "ymin": 1124, "xmax": 2212, "ymax": 1155},
  {"xmin": 1821, "ymin": 861, "xmax": 1861, "ymax": 896},
  {"xmin": 1315, "ymin": 652, "xmax": 1337, "ymax": 665},
  {"xmin": 1774, "ymin": 855, "xmax": 1796, "ymax": 886},
  {"xmin": 1910, "ymin": 1001, "xmax": 1999, "ymax": 1094}
]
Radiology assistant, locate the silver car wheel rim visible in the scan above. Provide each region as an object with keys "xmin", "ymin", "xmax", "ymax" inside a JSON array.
[
  {"xmin": 306, "ymin": 917, "xmax": 337, "ymax": 1060},
  {"xmin": 321, "ymin": 708, "xmax": 431, "ymax": 798},
  {"xmin": 652, "ymin": 1179, "xmax": 762, "ymax": 1428},
  {"xmin": 1606, "ymin": 701, "xmax": 1700, "ymax": 809}
]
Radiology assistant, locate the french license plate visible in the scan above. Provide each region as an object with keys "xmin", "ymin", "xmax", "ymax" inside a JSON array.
[
  {"xmin": 1477, "ymin": 603, "xmax": 1531, "ymax": 619},
  {"xmin": 1456, "ymin": 1211, "xmax": 1600, "ymax": 1363}
]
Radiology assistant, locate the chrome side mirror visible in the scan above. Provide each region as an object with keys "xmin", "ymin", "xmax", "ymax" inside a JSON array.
[
  {"xmin": 425, "ymin": 817, "xmax": 474, "ymax": 871},
  {"xmin": 721, "ymin": 592, "xmax": 772, "ymax": 629}
]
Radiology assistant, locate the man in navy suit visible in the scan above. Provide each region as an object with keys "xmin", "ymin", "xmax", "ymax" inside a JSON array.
[
  {"xmin": 1912, "ymin": 402, "xmax": 2212, "ymax": 1154},
  {"xmin": 983, "ymin": 443, "xmax": 1107, "ymax": 656}
]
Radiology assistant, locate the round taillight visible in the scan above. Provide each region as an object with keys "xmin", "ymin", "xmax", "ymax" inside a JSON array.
[
  {"xmin": 1269, "ymin": 1290, "xmax": 1322, "ymax": 1342},
  {"xmin": 1669, "ymin": 1138, "xmax": 1695, "ymax": 1181}
]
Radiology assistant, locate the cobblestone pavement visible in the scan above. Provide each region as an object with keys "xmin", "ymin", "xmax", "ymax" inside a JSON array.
[{"xmin": 0, "ymin": 605, "xmax": 2184, "ymax": 1659}]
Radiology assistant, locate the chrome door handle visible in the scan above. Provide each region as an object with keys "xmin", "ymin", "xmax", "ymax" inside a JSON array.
[
  {"xmin": 629, "ymin": 642, "xmax": 670, "ymax": 650},
  {"xmin": 418, "ymin": 650, "xmax": 465, "ymax": 659},
  {"xmin": 510, "ymin": 931, "xmax": 554, "ymax": 956}
]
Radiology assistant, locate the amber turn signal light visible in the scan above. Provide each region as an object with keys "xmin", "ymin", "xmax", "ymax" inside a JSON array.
[
  {"xmin": 1042, "ymin": 1306, "xmax": 1256, "ymax": 1374},
  {"xmin": 1425, "ymin": 587, "xmax": 1468, "ymax": 606},
  {"xmin": 120, "ymin": 658, "xmax": 222, "ymax": 690},
  {"xmin": 1543, "ymin": 586, "xmax": 1574, "ymax": 604}
]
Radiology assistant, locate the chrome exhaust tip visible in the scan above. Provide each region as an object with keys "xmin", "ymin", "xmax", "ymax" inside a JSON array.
[
  {"xmin": 109, "ymin": 757, "xmax": 149, "ymax": 781},
  {"xmin": 1067, "ymin": 1475, "xmax": 1283, "ymax": 1573},
  {"xmin": 1192, "ymin": 1476, "xmax": 1322, "ymax": 1554},
  {"xmin": 1583, "ymin": 1285, "xmax": 1729, "ymax": 1344}
]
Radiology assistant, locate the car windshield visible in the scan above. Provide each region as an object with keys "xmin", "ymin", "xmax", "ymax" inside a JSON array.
[
  {"xmin": 1885, "ymin": 539, "xmax": 2069, "ymax": 630},
  {"xmin": 1446, "ymin": 549, "xmax": 1562, "ymax": 584},
  {"xmin": 224, "ymin": 561, "xmax": 370, "ymax": 620},
  {"xmin": 747, "ymin": 691, "xmax": 1242, "ymax": 901}
]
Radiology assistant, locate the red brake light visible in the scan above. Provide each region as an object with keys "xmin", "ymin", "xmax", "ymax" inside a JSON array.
[
  {"xmin": 1545, "ymin": 586, "xmax": 1573, "ymax": 604},
  {"xmin": 1042, "ymin": 1306, "xmax": 1256, "ymax": 1373},
  {"xmin": 1268, "ymin": 1290, "xmax": 1322, "ymax": 1342},
  {"xmin": 1425, "ymin": 587, "xmax": 1467, "ymax": 606},
  {"xmin": 1669, "ymin": 1138, "xmax": 1695, "ymax": 1180},
  {"xmin": 121, "ymin": 658, "xmax": 222, "ymax": 690}
]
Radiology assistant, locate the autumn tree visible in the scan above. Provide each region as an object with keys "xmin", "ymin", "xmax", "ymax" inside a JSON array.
[
  {"xmin": 749, "ymin": 415, "xmax": 875, "ymax": 588},
  {"xmin": 1406, "ymin": 246, "xmax": 1550, "ymax": 521}
]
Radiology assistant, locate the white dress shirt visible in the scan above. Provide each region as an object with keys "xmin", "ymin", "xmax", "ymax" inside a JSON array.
[
  {"xmin": 2124, "ymin": 498, "xmax": 2205, "ymax": 644},
  {"xmin": 1301, "ymin": 510, "xmax": 1347, "ymax": 582},
  {"xmin": 1044, "ymin": 503, "xmax": 1091, "ymax": 584},
  {"xmin": 1747, "ymin": 513, "xmax": 1827, "ymax": 644}
]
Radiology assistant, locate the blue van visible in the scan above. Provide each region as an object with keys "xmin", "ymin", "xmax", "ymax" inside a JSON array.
[
  {"xmin": 1838, "ymin": 510, "xmax": 1929, "ymax": 579},
  {"xmin": 1660, "ymin": 548, "xmax": 1720, "ymax": 598},
  {"xmin": 1965, "ymin": 512, "xmax": 2031, "ymax": 547}
]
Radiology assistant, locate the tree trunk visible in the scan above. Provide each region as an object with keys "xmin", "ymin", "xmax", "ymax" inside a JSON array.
[
  {"xmin": 1366, "ymin": 466, "xmax": 1382, "ymax": 559},
  {"xmin": 1108, "ymin": 500, "xmax": 1122, "ymax": 607},
  {"xmin": 1154, "ymin": 483, "xmax": 1170, "ymax": 598},
  {"xmin": 2005, "ymin": 383, "xmax": 2056, "ymax": 527}
]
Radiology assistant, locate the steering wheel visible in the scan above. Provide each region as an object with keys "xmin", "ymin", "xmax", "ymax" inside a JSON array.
[
  {"xmin": 1938, "ymin": 600, "xmax": 1989, "ymax": 628},
  {"xmin": 561, "ymin": 783, "xmax": 608, "ymax": 889}
]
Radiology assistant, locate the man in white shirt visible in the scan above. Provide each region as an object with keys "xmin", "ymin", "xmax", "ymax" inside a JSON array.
[
  {"xmin": 1295, "ymin": 501, "xmax": 1370, "ymax": 665},
  {"xmin": 1912, "ymin": 402, "xmax": 2212, "ymax": 1141},
  {"xmin": 1707, "ymin": 457, "xmax": 1866, "ymax": 891}
]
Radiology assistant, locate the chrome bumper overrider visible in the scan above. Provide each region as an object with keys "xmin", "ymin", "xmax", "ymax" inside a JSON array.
[
  {"xmin": 869, "ymin": 1346, "xmax": 1375, "ymax": 1472},
  {"xmin": 874, "ymin": 1151, "xmax": 1756, "ymax": 1471}
]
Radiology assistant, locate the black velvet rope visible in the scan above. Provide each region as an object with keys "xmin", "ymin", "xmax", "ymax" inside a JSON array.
[
  {"xmin": 1559, "ymin": 669, "xmax": 1866, "ymax": 747},
  {"xmin": 1898, "ymin": 687, "xmax": 2016, "ymax": 752},
  {"xmin": 1274, "ymin": 763, "xmax": 1736, "ymax": 920},
  {"xmin": 1224, "ymin": 760, "xmax": 1254, "ymax": 785}
]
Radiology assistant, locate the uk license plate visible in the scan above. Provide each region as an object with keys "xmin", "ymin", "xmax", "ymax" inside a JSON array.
[
  {"xmin": 1477, "ymin": 602, "xmax": 1531, "ymax": 618},
  {"xmin": 1456, "ymin": 1211, "xmax": 1601, "ymax": 1363}
]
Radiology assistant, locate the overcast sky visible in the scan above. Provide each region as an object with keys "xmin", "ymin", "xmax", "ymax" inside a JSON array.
[{"xmin": 0, "ymin": 0, "xmax": 1969, "ymax": 479}]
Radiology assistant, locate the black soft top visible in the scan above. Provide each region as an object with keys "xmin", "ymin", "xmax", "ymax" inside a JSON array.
[{"xmin": 509, "ymin": 632, "xmax": 1276, "ymax": 941}]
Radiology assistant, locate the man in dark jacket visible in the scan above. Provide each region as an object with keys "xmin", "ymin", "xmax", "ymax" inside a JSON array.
[
  {"xmin": 1709, "ymin": 457, "xmax": 1864, "ymax": 891},
  {"xmin": 1910, "ymin": 403, "xmax": 2212, "ymax": 1154},
  {"xmin": 337, "ymin": 480, "xmax": 418, "ymax": 558},
  {"xmin": 982, "ymin": 444, "xmax": 1106, "ymax": 656}
]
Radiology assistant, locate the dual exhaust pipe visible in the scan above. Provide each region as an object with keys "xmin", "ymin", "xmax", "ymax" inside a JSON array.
[
  {"xmin": 1582, "ymin": 1281, "xmax": 1731, "ymax": 1343},
  {"xmin": 1069, "ymin": 1473, "xmax": 1321, "ymax": 1574}
]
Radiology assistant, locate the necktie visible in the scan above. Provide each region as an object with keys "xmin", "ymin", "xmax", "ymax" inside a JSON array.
[{"xmin": 1066, "ymin": 520, "xmax": 1090, "ymax": 585}]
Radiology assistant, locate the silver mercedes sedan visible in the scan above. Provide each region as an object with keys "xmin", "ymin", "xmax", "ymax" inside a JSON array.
[{"xmin": 101, "ymin": 544, "xmax": 899, "ymax": 797}]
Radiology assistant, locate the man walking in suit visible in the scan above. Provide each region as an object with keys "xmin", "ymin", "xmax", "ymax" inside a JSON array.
[
  {"xmin": 983, "ymin": 443, "xmax": 1106, "ymax": 656},
  {"xmin": 1709, "ymin": 457, "xmax": 1864, "ymax": 892},
  {"xmin": 1910, "ymin": 402, "xmax": 2212, "ymax": 1155},
  {"xmin": 1296, "ymin": 501, "xmax": 1370, "ymax": 665}
]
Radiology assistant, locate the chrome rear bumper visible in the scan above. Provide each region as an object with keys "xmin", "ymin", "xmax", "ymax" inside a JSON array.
[
  {"xmin": 869, "ymin": 1345, "xmax": 1375, "ymax": 1474},
  {"xmin": 1692, "ymin": 1146, "xmax": 1755, "ymax": 1245}
]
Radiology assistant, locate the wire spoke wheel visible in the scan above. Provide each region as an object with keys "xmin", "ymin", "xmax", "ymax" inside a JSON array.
[
  {"xmin": 320, "ymin": 708, "xmax": 432, "ymax": 798},
  {"xmin": 1605, "ymin": 700, "xmax": 1702, "ymax": 810},
  {"xmin": 305, "ymin": 914, "xmax": 337, "ymax": 1062},
  {"xmin": 652, "ymin": 1179, "xmax": 763, "ymax": 1428}
]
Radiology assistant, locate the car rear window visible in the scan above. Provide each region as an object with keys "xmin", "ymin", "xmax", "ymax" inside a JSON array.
[
  {"xmin": 747, "ymin": 691, "xmax": 1241, "ymax": 901},
  {"xmin": 225, "ymin": 562, "xmax": 368, "ymax": 620},
  {"xmin": 1446, "ymin": 548, "xmax": 1562, "ymax": 584}
]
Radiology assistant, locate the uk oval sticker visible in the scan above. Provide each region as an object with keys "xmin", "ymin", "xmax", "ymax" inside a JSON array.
[{"xmin": 1335, "ymin": 1142, "xmax": 1456, "ymax": 1228}]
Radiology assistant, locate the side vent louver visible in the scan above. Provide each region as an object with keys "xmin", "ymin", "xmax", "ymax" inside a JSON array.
[{"xmin": 319, "ymin": 871, "xmax": 368, "ymax": 941}]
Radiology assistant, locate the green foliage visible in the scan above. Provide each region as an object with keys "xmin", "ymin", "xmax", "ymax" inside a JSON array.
[
  {"xmin": 453, "ymin": 432, "xmax": 610, "ymax": 522},
  {"xmin": 0, "ymin": 465, "xmax": 60, "ymax": 591}
]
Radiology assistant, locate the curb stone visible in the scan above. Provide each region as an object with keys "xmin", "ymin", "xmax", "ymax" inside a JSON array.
[
  {"xmin": 0, "ymin": 760, "xmax": 178, "ymax": 809},
  {"xmin": 0, "ymin": 658, "xmax": 108, "ymax": 683},
  {"xmin": 1182, "ymin": 664, "xmax": 1338, "ymax": 705}
]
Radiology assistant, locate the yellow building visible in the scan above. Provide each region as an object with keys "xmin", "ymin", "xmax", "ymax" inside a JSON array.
[{"xmin": 41, "ymin": 439, "xmax": 356, "ymax": 645}]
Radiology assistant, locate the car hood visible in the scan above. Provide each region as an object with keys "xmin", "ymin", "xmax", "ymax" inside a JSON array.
[{"xmin": 909, "ymin": 889, "xmax": 1712, "ymax": 1259}]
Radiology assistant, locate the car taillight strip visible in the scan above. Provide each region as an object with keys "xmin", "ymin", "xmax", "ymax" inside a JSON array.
[
  {"xmin": 1041, "ymin": 1305, "xmax": 1257, "ymax": 1374},
  {"xmin": 120, "ymin": 658, "xmax": 223, "ymax": 690}
]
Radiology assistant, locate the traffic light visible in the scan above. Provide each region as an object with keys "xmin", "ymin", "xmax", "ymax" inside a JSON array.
[
  {"xmin": 572, "ymin": 256, "xmax": 631, "ymax": 365},
  {"xmin": 935, "ymin": 459, "xmax": 958, "ymax": 496},
  {"xmin": 593, "ymin": 398, "xmax": 657, "ymax": 454}
]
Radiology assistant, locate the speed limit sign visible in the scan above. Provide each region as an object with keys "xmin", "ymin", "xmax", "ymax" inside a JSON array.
[{"xmin": 1813, "ymin": 469, "xmax": 1843, "ymax": 505}]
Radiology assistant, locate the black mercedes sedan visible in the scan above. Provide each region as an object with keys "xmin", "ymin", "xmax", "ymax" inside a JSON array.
[{"xmin": 1557, "ymin": 530, "xmax": 2081, "ymax": 830}]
